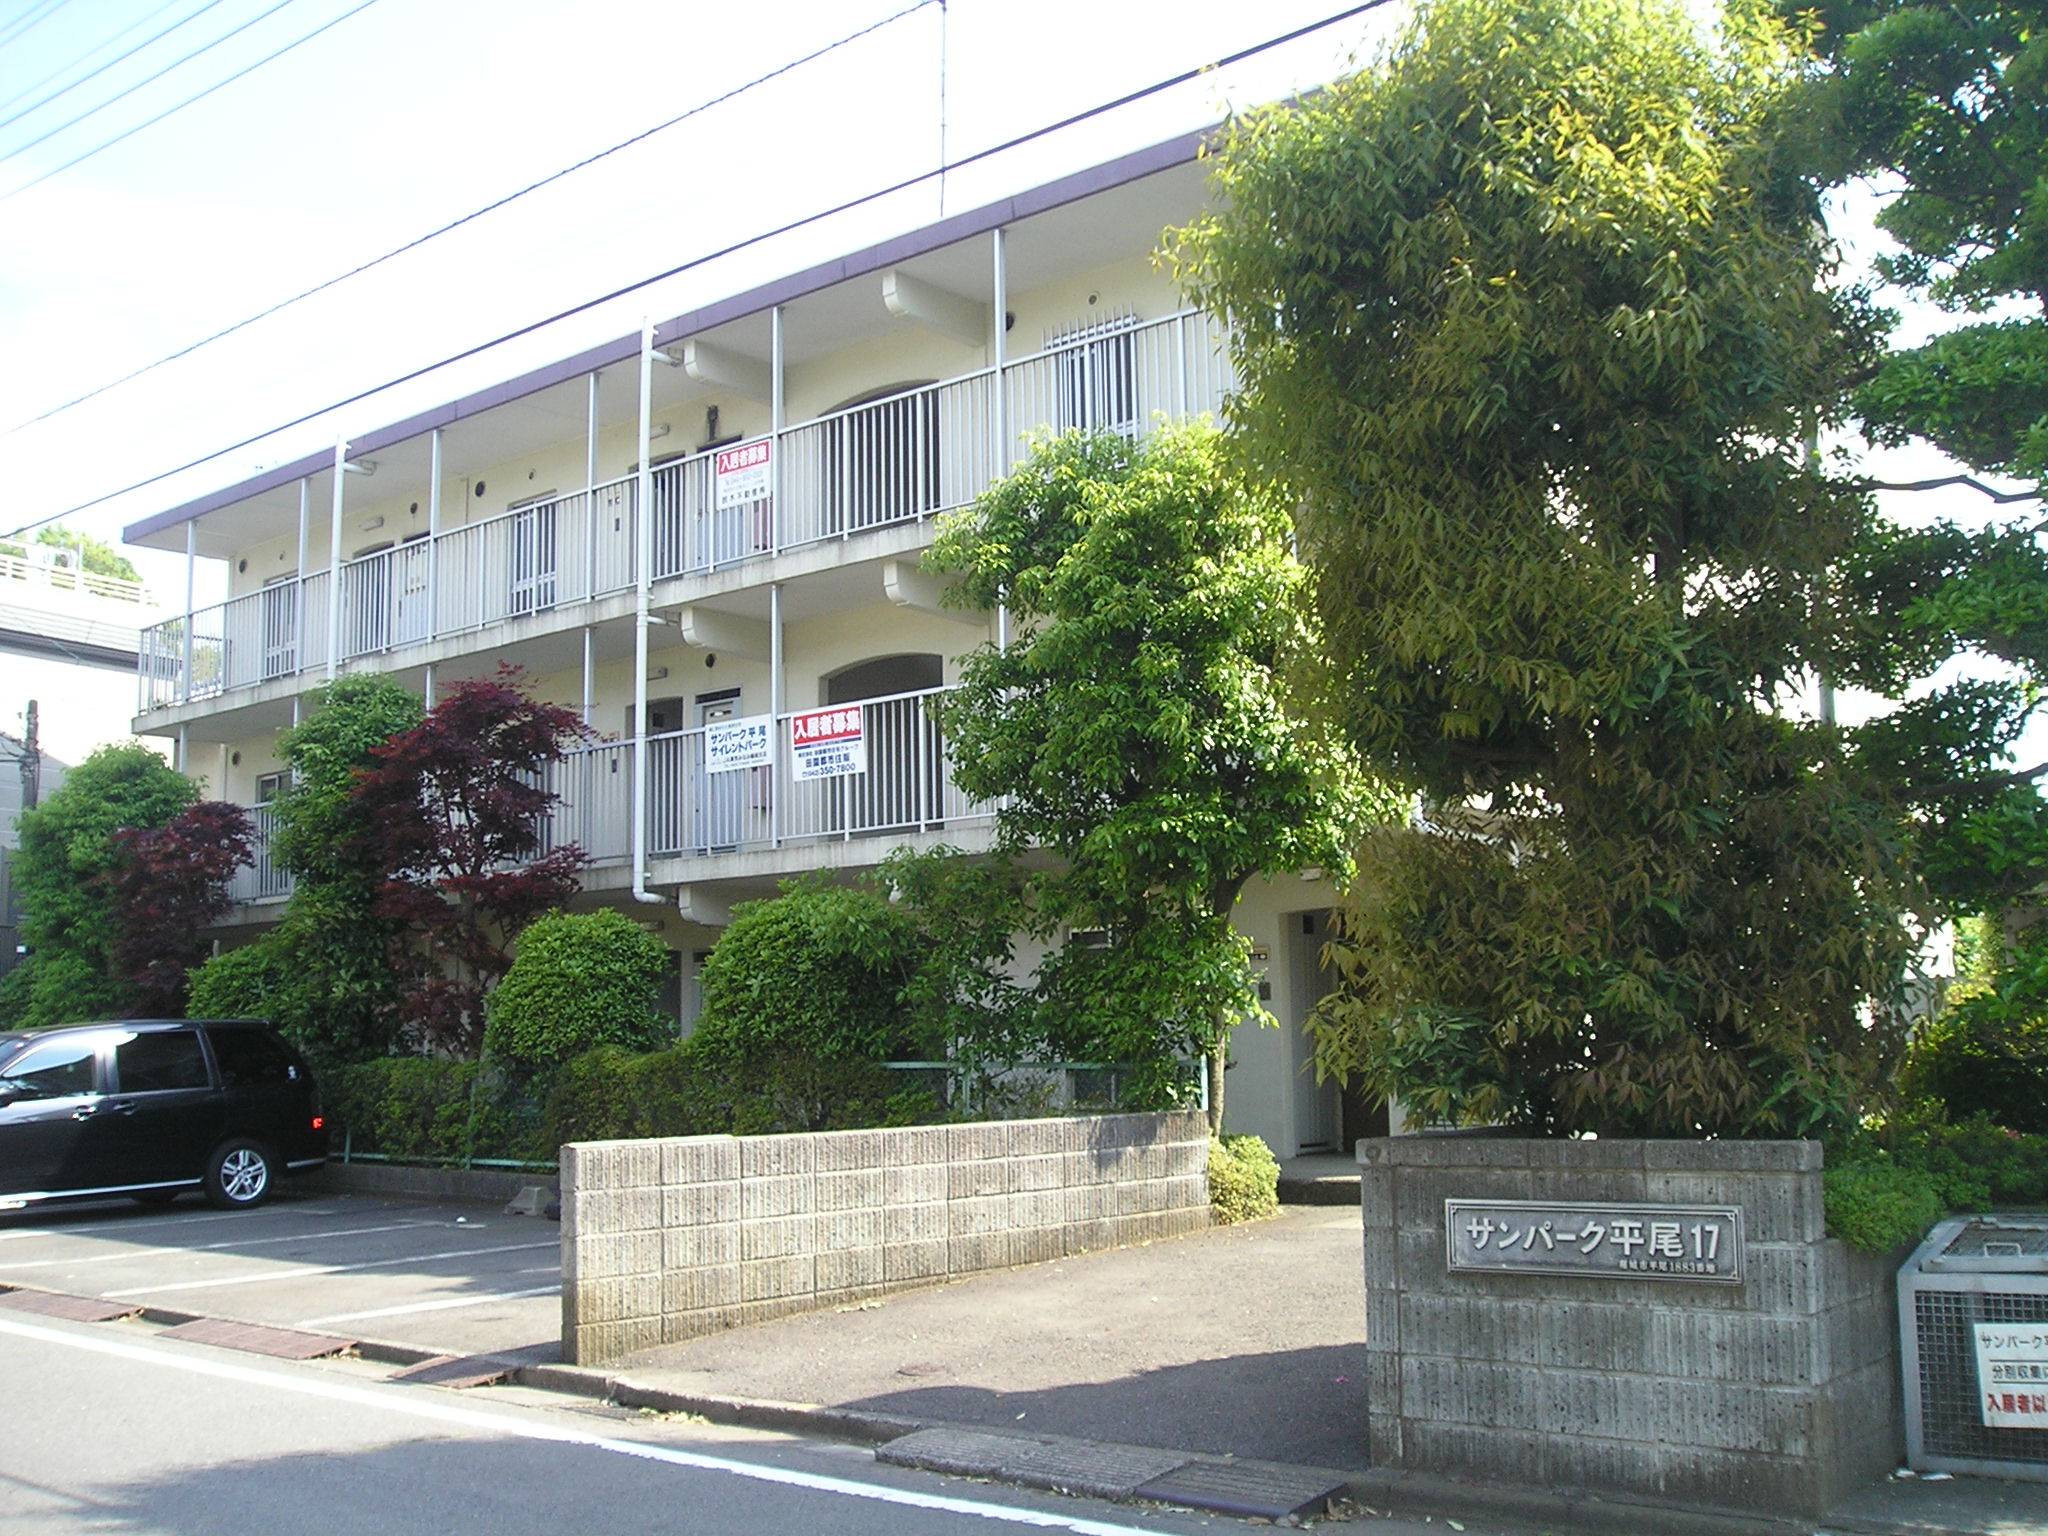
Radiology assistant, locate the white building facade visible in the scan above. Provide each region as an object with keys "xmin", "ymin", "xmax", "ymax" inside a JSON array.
[{"xmin": 119, "ymin": 135, "xmax": 1373, "ymax": 1158}]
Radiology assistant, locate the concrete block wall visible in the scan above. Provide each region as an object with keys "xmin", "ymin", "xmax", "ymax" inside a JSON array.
[
  {"xmin": 563, "ymin": 1111, "xmax": 1209, "ymax": 1365},
  {"xmin": 1360, "ymin": 1136, "xmax": 1902, "ymax": 1518}
]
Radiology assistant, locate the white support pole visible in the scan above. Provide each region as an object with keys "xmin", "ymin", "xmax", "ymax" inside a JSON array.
[
  {"xmin": 991, "ymin": 227, "xmax": 1010, "ymax": 652},
  {"xmin": 581, "ymin": 625, "xmax": 594, "ymax": 726},
  {"xmin": 769, "ymin": 304, "xmax": 784, "ymax": 559},
  {"xmin": 424, "ymin": 662, "xmax": 437, "ymax": 711},
  {"xmin": 326, "ymin": 439, "xmax": 346, "ymax": 679},
  {"xmin": 294, "ymin": 479, "xmax": 309, "ymax": 675},
  {"xmin": 426, "ymin": 428, "xmax": 442, "ymax": 641},
  {"xmin": 769, "ymin": 581, "xmax": 784, "ymax": 849},
  {"xmin": 181, "ymin": 520, "xmax": 196, "ymax": 704},
  {"xmin": 175, "ymin": 724, "xmax": 188, "ymax": 774},
  {"xmin": 585, "ymin": 370, "xmax": 600, "ymax": 599},
  {"xmin": 631, "ymin": 318, "xmax": 661, "ymax": 906}
]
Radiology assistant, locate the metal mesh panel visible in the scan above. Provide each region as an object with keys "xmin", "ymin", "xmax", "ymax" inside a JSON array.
[{"xmin": 1913, "ymin": 1288, "xmax": 2048, "ymax": 1464}]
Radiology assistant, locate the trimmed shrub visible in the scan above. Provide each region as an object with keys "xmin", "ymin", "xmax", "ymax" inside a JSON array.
[
  {"xmin": 1209, "ymin": 1133, "xmax": 1280, "ymax": 1224},
  {"xmin": 1821, "ymin": 1161, "xmax": 1947, "ymax": 1254},
  {"xmin": 693, "ymin": 877, "xmax": 929, "ymax": 1065},
  {"xmin": 484, "ymin": 909, "xmax": 671, "ymax": 1076}
]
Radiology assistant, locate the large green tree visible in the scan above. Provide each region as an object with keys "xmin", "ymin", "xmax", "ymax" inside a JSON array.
[
  {"xmin": 2, "ymin": 744, "xmax": 194, "ymax": 1027},
  {"xmin": 1172, "ymin": 0, "xmax": 1913, "ymax": 1136},
  {"xmin": 1796, "ymin": 0, "xmax": 2048, "ymax": 1082},
  {"xmin": 928, "ymin": 423, "xmax": 1381, "ymax": 1130}
]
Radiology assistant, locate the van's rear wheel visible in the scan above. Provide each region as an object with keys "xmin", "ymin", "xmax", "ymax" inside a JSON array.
[{"xmin": 203, "ymin": 1140, "xmax": 273, "ymax": 1210}]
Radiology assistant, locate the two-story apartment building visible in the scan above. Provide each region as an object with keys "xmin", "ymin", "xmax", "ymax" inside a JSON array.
[{"xmin": 117, "ymin": 131, "xmax": 1375, "ymax": 1159}]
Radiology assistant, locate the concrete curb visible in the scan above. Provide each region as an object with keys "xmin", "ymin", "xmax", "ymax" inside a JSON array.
[{"xmin": 302, "ymin": 1162, "xmax": 550, "ymax": 1207}]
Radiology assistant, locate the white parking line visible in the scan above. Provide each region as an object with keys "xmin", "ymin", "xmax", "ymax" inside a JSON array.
[
  {"xmin": 0, "ymin": 1221, "xmax": 439, "ymax": 1272},
  {"xmin": 0, "ymin": 1314, "xmax": 1173, "ymax": 1535},
  {"xmin": 106, "ymin": 1240, "xmax": 558, "ymax": 1297},
  {"xmin": 297, "ymin": 1284, "xmax": 562, "ymax": 1327},
  {"xmin": 0, "ymin": 1203, "xmax": 357, "ymax": 1242}
]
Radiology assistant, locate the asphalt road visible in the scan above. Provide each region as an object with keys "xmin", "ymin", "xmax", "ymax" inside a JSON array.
[
  {"xmin": 0, "ymin": 1310, "xmax": 1262, "ymax": 1536},
  {"xmin": 0, "ymin": 1190, "xmax": 559, "ymax": 1356}
]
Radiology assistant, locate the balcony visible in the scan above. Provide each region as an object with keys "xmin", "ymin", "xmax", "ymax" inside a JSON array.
[
  {"xmin": 142, "ymin": 308, "xmax": 1233, "ymax": 714},
  {"xmin": 228, "ymin": 683, "xmax": 992, "ymax": 909}
]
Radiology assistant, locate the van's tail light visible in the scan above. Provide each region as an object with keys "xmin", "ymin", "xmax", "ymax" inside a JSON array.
[{"xmin": 311, "ymin": 1116, "xmax": 325, "ymax": 1131}]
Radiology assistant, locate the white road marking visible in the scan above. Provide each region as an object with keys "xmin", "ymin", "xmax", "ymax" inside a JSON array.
[
  {"xmin": 297, "ymin": 1284, "xmax": 561, "ymax": 1327},
  {"xmin": 0, "ymin": 1315, "xmax": 1173, "ymax": 1535},
  {"xmin": 515, "ymin": 1265, "xmax": 561, "ymax": 1276},
  {"xmin": 106, "ymin": 1240, "xmax": 558, "ymax": 1297},
  {"xmin": 0, "ymin": 1221, "xmax": 438, "ymax": 1271}
]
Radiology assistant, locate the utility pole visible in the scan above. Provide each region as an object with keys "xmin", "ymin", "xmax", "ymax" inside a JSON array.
[{"xmin": 19, "ymin": 699, "xmax": 39, "ymax": 812}]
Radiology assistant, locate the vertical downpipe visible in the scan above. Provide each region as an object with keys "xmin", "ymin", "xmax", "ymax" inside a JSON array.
[
  {"xmin": 294, "ymin": 479, "xmax": 309, "ymax": 677},
  {"xmin": 770, "ymin": 581, "xmax": 783, "ymax": 848},
  {"xmin": 632, "ymin": 318, "xmax": 662, "ymax": 906},
  {"xmin": 180, "ymin": 520, "xmax": 196, "ymax": 704},
  {"xmin": 426, "ymin": 428, "xmax": 441, "ymax": 641},
  {"xmin": 770, "ymin": 304, "xmax": 784, "ymax": 559},
  {"xmin": 991, "ymin": 227, "xmax": 1010, "ymax": 652}
]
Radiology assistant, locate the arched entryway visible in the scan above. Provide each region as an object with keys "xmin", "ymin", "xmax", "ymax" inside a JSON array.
[{"xmin": 822, "ymin": 653, "xmax": 945, "ymax": 836}]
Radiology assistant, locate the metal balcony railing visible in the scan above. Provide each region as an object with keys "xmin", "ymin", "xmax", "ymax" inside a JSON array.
[
  {"xmin": 143, "ymin": 308, "xmax": 1235, "ymax": 708},
  {"xmin": 222, "ymin": 685, "xmax": 993, "ymax": 906}
]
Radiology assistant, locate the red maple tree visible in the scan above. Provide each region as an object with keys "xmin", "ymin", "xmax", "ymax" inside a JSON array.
[
  {"xmin": 348, "ymin": 666, "xmax": 589, "ymax": 1052},
  {"xmin": 105, "ymin": 801, "xmax": 253, "ymax": 1017}
]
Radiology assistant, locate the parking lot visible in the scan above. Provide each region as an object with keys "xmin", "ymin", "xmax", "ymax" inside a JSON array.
[{"xmin": 0, "ymin": 1189, "xmax": 561, "ymax": 1358}]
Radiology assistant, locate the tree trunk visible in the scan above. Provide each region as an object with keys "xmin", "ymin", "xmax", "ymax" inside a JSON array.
[{"xmin": 1206, "ymin": 1032, "xmax": 1226, "ymax": 1137}]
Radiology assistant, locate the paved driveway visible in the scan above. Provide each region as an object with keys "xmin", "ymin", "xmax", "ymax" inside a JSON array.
[
  {"xmin": 0, "ymin": 1189, "xmax": 560, "ymax": 1357},
  {"xmin": 616, "ymin": 1205, "xmax": 1371, "ymax": 1471}
]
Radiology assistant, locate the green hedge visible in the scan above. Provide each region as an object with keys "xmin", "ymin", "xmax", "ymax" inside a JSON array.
[
  {"xmin": 542, "ymin": 1037, "xmax": 944, "ymax": 1151},
  {"xmin": 1824, "ymin": 1111, "xmax": 2048, "ymax": 1253},
  {"xmin": 1209, "ymin": 1134, "xmax": 1280, "ymax": 1224},
  {"xmin": 326, "ymin": 1058, "xmax": 548, "ymax": 1165}
]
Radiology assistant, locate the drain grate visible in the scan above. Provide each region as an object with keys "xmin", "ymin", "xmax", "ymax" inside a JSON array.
[
  {"xmin": 1133, "ymin": 1458, "xmax": 1349, "ymax": 1520},
  {"xmin": 391, "ymin": 1354, "xmax": 510, "ymax": 1389},
  {"xmin": 0, "ymin": 1289, "xmax": 139, "ymax": 1324},
  {"xmin": 159, "ymin": 1318, "xmax": 353, "ymax": 1359}
]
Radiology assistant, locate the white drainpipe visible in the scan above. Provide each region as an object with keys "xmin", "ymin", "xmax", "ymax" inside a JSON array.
[{"xmin": 630, "ymin": 317, "xmax": 663, "ymax": 907}]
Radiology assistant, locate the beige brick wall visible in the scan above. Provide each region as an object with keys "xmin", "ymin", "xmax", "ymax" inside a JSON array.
[{"xmin": 561, "ymin": 1111, "xmax": 1210, "ymax": 1365}]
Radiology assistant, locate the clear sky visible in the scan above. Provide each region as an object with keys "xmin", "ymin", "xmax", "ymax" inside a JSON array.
[{"xmin": 0, "ymin": 0, "xmax": 2037, "ymax": 769}]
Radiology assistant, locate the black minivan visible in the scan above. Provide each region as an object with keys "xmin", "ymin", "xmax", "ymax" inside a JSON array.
[{"xmin": 0, "ymin": 1019, "xmax": 326, "ymax": 1211}]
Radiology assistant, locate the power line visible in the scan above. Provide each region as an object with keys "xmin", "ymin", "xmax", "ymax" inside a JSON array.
[
  {"xmin": 0, "ymin": 0, "xmax": 224, "ymax": 128},
  {"xmin": 0, "ymin": 0, "xmax": 380, "ymax": 202},
  {"xmin": 0, "ymin": 0, "xmax": 68, "ymax": 51},
  {"xmin": 0, "ymin": 0, "xmax": 206, "ymax": 124},
  {"xmin": 4, "ymin": 0, "xmax": 940, "ymax": 434},
  {"xmin": 0, "ymin": 0, "xmax": 301, "ymax": 170},
  {"xmin": 9, "ymin": 0, "xmax": 1392, "ymax": 537}
]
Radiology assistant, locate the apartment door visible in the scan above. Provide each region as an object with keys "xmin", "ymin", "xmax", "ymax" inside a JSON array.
[
  {"xmin": 634, "ymin": 695, "xmax": 685, "ymax": 856},
  {"xmin": 259, "ymin": 576, "xmax": 298, "ymax": 680},
  {"xmin": 693, "ymin": 690, "xmax": 742, "ymax": 852},
  {"xmin": 508, "ymin": 496, "xmax": 558, "ymax": 615},
  {"xmin": 392, "ymin": 533, "xmax": 431, "ymax": 646},
  {"xmin": 1290, "ymin": 910, "xmax": 1342, "ymax": 1154}
]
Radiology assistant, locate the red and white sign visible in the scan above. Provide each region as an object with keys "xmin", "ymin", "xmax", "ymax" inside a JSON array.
[
  {"xmin": 714, "ymin": 437, "xmax": 772, "ymax": 511},
  {"xmin": 788, "ymin": 705, "xmax": 866, "ymax": 782}
]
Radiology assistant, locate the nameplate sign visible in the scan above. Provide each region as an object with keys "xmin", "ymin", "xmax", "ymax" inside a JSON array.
[{"xmin": 1446, "ymin": 1199, "xmax": 1744, "ymax": 1284}]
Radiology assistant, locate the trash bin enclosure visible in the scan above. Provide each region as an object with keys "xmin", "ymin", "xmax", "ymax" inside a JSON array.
[{"xmin": 1900, "ymin": 1214, "xmax": 2048, "ymax": 1482}]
